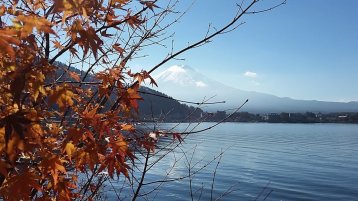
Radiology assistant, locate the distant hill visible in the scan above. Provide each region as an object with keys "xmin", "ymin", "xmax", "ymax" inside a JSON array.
[
  {"xmin": 138, "ymin": 87, "xmax": 203, "ymax": 121},
  {"xmin": 53, "ymin": 62, "xmax": 203, "ymax": 121},
  {"xmin": 152, "ymin": 65, "xmax": 358, "ymax": 113}
]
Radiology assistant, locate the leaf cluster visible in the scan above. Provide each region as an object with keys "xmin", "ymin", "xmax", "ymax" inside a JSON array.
[
  {"xmin": 0, "ymin": 0, "xmax": 166, "ymax": 200},
  {"xmin": 0, "ymin": 0, "xmax": 268, "ymax": 199}
]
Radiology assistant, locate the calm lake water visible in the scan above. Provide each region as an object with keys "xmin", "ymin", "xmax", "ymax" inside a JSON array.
[{"xmin": 107, "ymin": 123, "xmax": 358, "ymax": 201}]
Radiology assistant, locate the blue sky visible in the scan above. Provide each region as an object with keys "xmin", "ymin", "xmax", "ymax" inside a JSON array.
[{"xmin": 133, "ymin": 0, "xmax": 358, "ymax": 102}]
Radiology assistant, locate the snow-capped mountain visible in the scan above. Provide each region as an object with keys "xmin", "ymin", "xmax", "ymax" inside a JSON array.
[
  {"xmin": 153, "ymin": 65, "xmax": 238, "ymax": 107},
  {"xmin": 154, "ymin": 65, "xmax": 210, "ymax": 88},
  {"xmin": 151, "ymin": 65, "xmax": 358, "ymax": 113}
]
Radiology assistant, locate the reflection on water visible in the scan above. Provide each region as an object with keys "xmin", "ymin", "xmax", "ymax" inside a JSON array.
[{"xmin": 107, "ymin": 123, "xmax": 358, "ymax": 201}]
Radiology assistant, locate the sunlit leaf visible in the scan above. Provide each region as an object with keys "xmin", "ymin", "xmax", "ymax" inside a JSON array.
[
  {"xmin": 63, "ymin": 142, "xmax": 75, "ymax": 162},
  {"xmin": 48, "ymin": 86, "xmax": 75, "ymax": 111}
]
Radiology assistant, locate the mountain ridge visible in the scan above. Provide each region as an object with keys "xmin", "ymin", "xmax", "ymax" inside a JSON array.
[{"xmin": 151, "ymin": 65, "xmax": 358, "ymax": 113}]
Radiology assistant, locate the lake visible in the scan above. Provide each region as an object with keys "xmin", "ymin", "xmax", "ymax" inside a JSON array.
[{"xmin": 106, "ymin": 123, "xmax": 358, "ymax": 201}]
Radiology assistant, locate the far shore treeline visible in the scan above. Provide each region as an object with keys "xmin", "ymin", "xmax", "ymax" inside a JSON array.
[
  {"xmin": 140, "ymin": 110, "xmax": 358, "ymax": 124},
  {"xmin": 137, "ymin": 86, "xmax": 358, "ymax": 124},
  {"xmin": 210, "ymin": 111, "xmax": 358, "ymax": 124}
]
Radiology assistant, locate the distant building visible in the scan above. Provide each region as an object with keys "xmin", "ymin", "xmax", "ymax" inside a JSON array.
[
  {"xmin": 338, "ymin": 115, "xmax": 348, "ymax": 122},
  {"xmin": 264, "ymin": 113, "xmax": 280, "ymax": 122},
  {"xmin": 289, "ymin": 113, "xmax": 306, "ymax": 122},
  {"xmin": 280, "ymin": 113, "xmax": 290, "ymax": 122}
]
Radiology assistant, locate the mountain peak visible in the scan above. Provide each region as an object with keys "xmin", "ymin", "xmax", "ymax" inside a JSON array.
[
  {"xmin": 166, "ymin": 65, "xmax": 189, "ymax": 72},
  {"xmin": 156, "ymin": 65, "xmax": 194, "ymax": 76},
  {"xmin": 154, "ymin": 65, "xmax": 208, "ymax": 87}
]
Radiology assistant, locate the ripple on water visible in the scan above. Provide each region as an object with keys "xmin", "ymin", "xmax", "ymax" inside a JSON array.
[{"xmin": 109, "ymin": 123, "xmax": 358, "ymax": 201}]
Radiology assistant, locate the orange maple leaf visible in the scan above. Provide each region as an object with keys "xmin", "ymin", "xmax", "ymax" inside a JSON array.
[
  {"xmin": 0, "ymin": 29, "xmax": 20, "ymax": 58},
  {"xmin": 40, "ymin": 156, "xmax": 67, "ymax": 187},
  {"xmin": 0, "ymin": 171, "xmax": 42, "ymax": 200},
  {"xmin": 48, "ymin": 86, "xmax": 75, "ymax": 111},
  {"xmin": 15, "ymin": 15, "xmax": 56, "ymax": 38},
  {"xmin": 63, "ymin": 142, "xmax": 75, "ymax": 162},
  {"xmin": 113, "ymin": 43, "xmax": 124, "ymax": 56}
]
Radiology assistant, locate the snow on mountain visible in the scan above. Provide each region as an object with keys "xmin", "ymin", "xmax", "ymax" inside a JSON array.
[
  {"xmin": 154, "ymin": 65, "xmax": 209, "ymax": 88},
  {"xmin": 152, "ymin": 65, "xmax": 238, "ymax": 109},
  {"xmin": 150, "ymin": 65, "xmax": 358, "ymax": 113}
]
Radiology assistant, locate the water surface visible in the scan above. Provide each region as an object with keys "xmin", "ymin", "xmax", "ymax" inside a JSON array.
[{"xmin": 108, "ymin": 123, "xmax": 358, "ymax": 201}]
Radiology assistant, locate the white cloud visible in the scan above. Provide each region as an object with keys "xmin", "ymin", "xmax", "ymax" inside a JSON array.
[
  {"xmin": 243, "ymin": 71, "xmax": 257, "ymax": 78},
  {"xmin": 195, "ymin": 81, "xmax": 207, "ymax": 87}
]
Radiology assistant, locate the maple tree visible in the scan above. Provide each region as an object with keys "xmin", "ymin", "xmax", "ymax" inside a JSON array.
[{"xmin": 0, "ymin": 0, "xmax": 284, "ymax": 200}]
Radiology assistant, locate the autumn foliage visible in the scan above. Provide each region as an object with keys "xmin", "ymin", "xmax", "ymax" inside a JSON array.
[
  {"xmin": 0, "ymin": 0, "xmax": 269, "ymax": 199},
  {"xmin": 0, "ymin": 0, "xmax": 164, "ymax": 200}
]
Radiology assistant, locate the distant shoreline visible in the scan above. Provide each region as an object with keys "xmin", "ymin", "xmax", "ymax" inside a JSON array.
[
  {"xmin": 138, "ymin": 111, "xmax": 358, "ymax": 124},
  {"xmin": 139, "ymin": 120, "xmax": 358, "ymax": 124}
]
